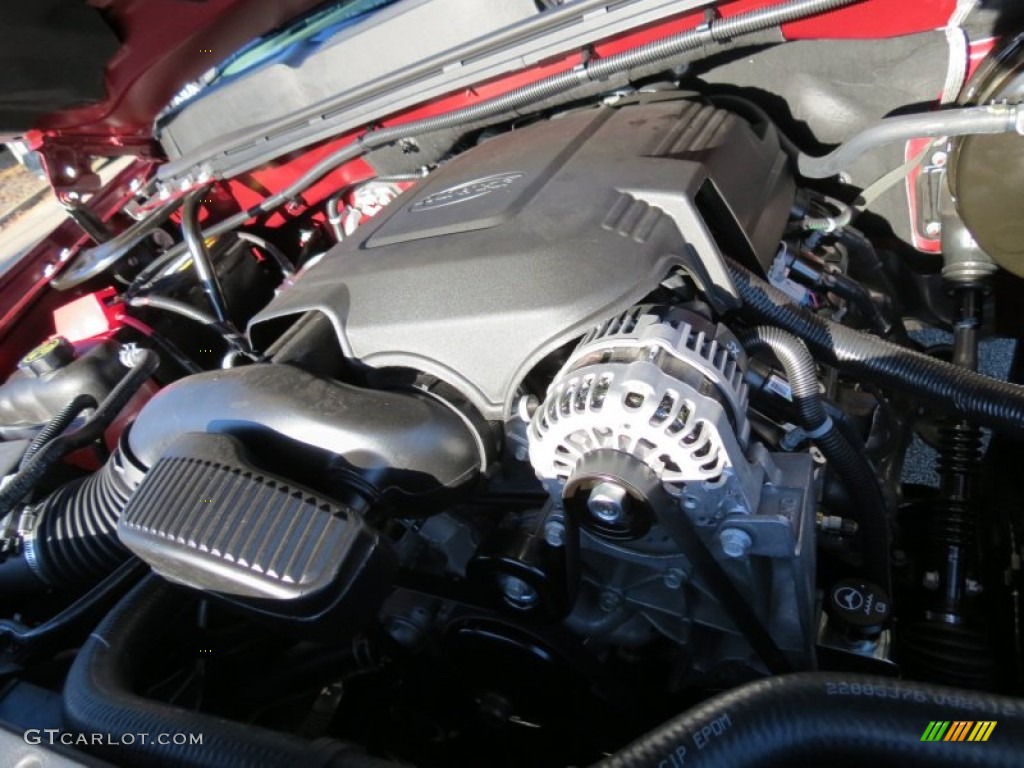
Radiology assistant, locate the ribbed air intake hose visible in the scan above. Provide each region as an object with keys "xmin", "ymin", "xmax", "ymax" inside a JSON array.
[
  {"xmin": 63, "ymin": 574, "xmax": 400, "ymax": 768},
  {"xmin": 0, "ymin": 349, "xmax": 156, "ymax": 593},
  {"xmin": 727, "ymin": 260, "xmax": 1024, "ymax": 437},
  {"xmin": 739, "ymin": 327, "xmax": 890, "ymax": 592},
  {"xmin": 26, "ymin": 448, "xmax": 144, "ymax": 589},
  {"xmin": 0, "ymin": 359, "xmax": 485, "ymax": 596},
  {"xmin": 597, "ymin": 672, "xmax": 1024, "ymax": 768}
]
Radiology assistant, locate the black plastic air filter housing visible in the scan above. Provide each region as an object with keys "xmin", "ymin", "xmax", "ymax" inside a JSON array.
[
  {"xmin": 250, "ymin": 95, "xmax": 793, "ymax": 421},
  {"xmin": 118, "ymin": 432, "xmax": 397, "ymax": 636}
]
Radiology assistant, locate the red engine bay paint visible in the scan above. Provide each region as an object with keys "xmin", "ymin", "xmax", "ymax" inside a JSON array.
[
  {"xmin": 24, "ymin": 0, "xmax": 956, "ymax": 193},
  {"xmin": 53, "ymin": 288, "xmax": 121, "ymax": 343},
  {"xmin": 0, "ymin": 0, "xmax": 971, "ymax": 376}
]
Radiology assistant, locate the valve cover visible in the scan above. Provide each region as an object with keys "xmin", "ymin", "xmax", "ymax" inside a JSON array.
[{"xmin": 250, "ymin": 96, "xmax": 793, "ymax": 419}]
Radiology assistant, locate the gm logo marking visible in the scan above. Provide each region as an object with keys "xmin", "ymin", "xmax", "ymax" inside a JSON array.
[{"xmin": 410, "ymin": 172, "xmax": 524, "ymax": 212}]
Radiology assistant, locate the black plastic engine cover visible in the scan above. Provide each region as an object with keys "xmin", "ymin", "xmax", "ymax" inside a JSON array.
[
  {"xmin": 251, "ymin": 96, "xmax": 793, "ymax": 419},
  {"xmin": 118, "ymin": 432, "xmax": 396, "ymax": 634}
]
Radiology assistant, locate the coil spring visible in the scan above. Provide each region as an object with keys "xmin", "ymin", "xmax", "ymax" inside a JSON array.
[
  {"xmin": 930, "ymin": 421, "xmax": 983, "ymax": 549},
  {"xmin": 902, "ymin": 420, "xmax": 992, "ymax": 689}
]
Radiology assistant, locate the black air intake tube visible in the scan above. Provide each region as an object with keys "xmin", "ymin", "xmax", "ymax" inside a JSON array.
[
  {"xmin": 27, "ymin": 448, "xmax": 144, "ymax": 587},
  {"xmin": 0, "ymin": 349, "xmax": 156, "ymax": 593},
  {"xmin": 0, "ymin": 448, "xmax": 145, "ymax": 593},
  {"xmin": 728, "ymin": 260, "xmax": 1024, "ymax": 437},
  {"xmin": 598, "ymin": 672, "xmax": 1024, "ymax": 768},
  {"xmin": 64, "ymin": 574, "xmax": 400, "ymax": 768}
]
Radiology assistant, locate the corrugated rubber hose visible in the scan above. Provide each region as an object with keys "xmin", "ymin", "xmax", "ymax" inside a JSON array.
[
  {"xmin": 727, "ymin": 260, "xmax": 1024, "ymax": 438},
  {"xmin": 596, "ymin": 672, "xmax": 1024, "ymax": 768}
]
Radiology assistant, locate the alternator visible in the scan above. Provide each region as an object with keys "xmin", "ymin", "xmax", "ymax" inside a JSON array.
[{"xmin": 529, "ymin": 306, "xmax": 764, "ymax": 522}]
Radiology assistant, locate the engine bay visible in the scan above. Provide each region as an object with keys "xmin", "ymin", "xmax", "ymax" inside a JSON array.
[{"xmin": 2, "ymin": 1, "xmax": 1024, "ymax": 766}]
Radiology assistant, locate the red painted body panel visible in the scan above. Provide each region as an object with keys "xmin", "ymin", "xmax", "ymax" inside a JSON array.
[
  {"xmin": 783, "ymin": 0, "xmax": 954, "ymax": 39},
  {"xmin": 28, "ymin": 0, "xmax": 956, "ymax": 162},
  {"xmin": 0, "ymin": 159, "xmax": 156, "ymax": 370},
  {"xmin": 31, "ymin": 0, "xmax": 327, "ymax": 142},
  {"xmin": 0, "ymin": 0, "xmax": 976, "ymax": 376}
]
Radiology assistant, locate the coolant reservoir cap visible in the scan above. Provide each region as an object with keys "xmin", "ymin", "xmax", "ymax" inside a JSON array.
[
  {"xmin": 18, "ymin": 336, "xmax": 75, "ymax": 377},
  {"xmin": 827, "ymin": 578, "xmax": 890, "ymax": 639}
]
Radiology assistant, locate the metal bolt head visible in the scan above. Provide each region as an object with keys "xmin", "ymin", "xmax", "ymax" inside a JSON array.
[
  {"xmin": 663, "ymin": 568, "xmax": 685, "ymax": 590},
  {"xmin": 922, "ymin": 571, "xmax": 940, "ymax": 590},
  {"xmin": 588, "ymin": 482, "xmax": 630, "ymax": 524},
  {"xmin": 719, "ymin": 527, "xmax": 752, "ymax": 559},
  {"xmin": 924, "ymin": 221, "xmax": 942, "ymax": 238},
  {"xmin": 543, "ymin": 519, "xmax": 566, "ymax": 548},
  {"xmin": 497, "ymin": 574, "xmax": 538, "ymax": 608},
  {"xmin": 118, "ymin": 343, "xmax": 146, "ymax": 369}
]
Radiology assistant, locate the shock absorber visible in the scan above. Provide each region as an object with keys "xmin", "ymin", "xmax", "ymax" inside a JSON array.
[{"xmin": 901, "ymin": 204, "xmax": 994, "ymax": 688}]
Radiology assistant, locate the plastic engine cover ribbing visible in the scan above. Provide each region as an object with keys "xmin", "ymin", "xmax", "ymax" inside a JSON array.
[{"xmin": 250, "ymin": 97, "xmax": 793, "ymax": 419}]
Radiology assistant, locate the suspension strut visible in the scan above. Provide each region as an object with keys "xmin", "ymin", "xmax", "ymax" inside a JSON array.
[
  {"xmin": 900, "ymin": 200, "xmax": 994, "ymax": 689},
  {"xmin": 932, "ymin": 286, "xmax": 984, "ymax": 618}
]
